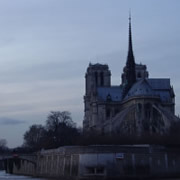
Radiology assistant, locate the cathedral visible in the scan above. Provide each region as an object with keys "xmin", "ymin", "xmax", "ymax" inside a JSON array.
[{"xmin": 83, "ymin": 17, "xmax": 179, "ymax": 136}]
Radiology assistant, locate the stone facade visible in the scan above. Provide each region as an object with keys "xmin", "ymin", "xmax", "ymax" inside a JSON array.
[
  {"xmin": 7, "ymin": 145, "xmax": 180, "ymax": 179},
  {"xmin": 83, "ymin": 18, "xmax": 179, "ymax": 135}
]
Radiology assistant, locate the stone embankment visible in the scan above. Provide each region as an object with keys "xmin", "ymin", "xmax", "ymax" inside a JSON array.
[{"xmin": 5, "ymin": 145, "xmax": 180, "ymax": 179}]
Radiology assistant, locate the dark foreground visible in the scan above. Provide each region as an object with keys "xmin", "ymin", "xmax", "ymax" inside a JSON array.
[
  {"xmin": 1, "ymin": 170, "xmax": 180, "ymax": 180},
  {"xmin": 0, "ymin": 170, "xmax": 46, "ymax": 180}
]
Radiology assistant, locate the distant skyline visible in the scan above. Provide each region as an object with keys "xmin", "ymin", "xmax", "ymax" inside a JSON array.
[{"xmin": 0, "ymin": 0, "xmax": 180, "ymax": 147}]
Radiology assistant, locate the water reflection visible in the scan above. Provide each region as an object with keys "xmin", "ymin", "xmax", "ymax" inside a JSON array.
[{"xmin": 0, "ymin": 171, "xmax": 46, "ymax": 180}]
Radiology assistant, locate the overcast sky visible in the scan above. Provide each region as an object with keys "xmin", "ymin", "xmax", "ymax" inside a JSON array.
[{"xmin": 0, "ymin": 0, "xmax": 180, "ymax": 148}]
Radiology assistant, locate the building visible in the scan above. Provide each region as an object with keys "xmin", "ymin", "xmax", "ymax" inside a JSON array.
[{"xmin": 83, "ymin": 17, "xmax": 179, "ymax": 135}]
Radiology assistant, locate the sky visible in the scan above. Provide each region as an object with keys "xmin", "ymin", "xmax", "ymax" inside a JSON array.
[{"xmin": 0, "ymin": 0, "xmax": 180, "ymax": 148}]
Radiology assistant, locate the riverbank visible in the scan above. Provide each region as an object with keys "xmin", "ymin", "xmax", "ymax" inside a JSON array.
[{"xmin": 5, "ymin": 145, "xmax": 180, "ymax": 179}]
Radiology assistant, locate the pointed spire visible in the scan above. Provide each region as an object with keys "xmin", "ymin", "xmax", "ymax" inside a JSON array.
[
  {"xmin": 128, "ymin": 12, "xmax": 132, "ymax": 52},
  {"xmin": 122, "ymin": 13, "xmax": 136, "ymax": 98},
  {"xmin": 127, "ymin": 11, "xmax": 135, "ymax": 66}
]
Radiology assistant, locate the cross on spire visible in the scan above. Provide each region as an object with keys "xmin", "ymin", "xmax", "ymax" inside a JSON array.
[
  {"xmin": 128, "ymin": 11, "xmax": 133, "ymax": 59},
  {"xmin": 129, "ymin": 10, "xmax": 131, "ymax": 22}
]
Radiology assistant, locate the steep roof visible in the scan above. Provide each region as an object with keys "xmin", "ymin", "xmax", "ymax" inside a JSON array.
[
  {"xmin": 97, "ymin": 79, "xmax": 172, "ymax": 103},
  {"xmin": 124, "ymin": 78, "xmax": 172, "ymax": 103},
  {"xmin": 156, "ymin": 90, "xmax": 171, "ymax": 102},
  {"xmin": 124, "ymin": 79, "xmax": 156, "ymax": 100},
  {"xmin": 97, "ymin": 86, "xmax": 123, "ymax": 102},
  {"xmin": 147, "ymin": 78, "xmax": 170, "ymax": 90}
]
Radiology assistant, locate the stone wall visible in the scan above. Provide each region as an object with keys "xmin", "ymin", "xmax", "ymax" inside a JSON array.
[
  {"xmin": 13, "ymin": 159, "xmax": 36, "ymax": 176},
  {"xmin": 7, "ymin": 145, "xmax": 180, "ymax": 179},
  {"xmin": 36, "ymin": 145, "xmax": 180, "ymax": 179},
  {"xmin": 0, "ymin": 161, "xmax": 4, "ymax": 170},
  {"xmin": 5, "ymin": 157, "xmax": 36, "ymax": 176}
]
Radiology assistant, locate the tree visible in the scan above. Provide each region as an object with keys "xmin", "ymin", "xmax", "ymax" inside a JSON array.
[
  {"xmin": 23, "ymin": 124, "xmax": 46, "ymax": 150},
  {"xmin": 22, "ymin": 111, "xmax": 81, "ymax": 150},
  {"xmin": 45, "ymin": 111, "xmax": 79, "ymax": 148},
  {"xmin": 0, "ymin": 139, "xmax": 7, "ymax": 148},
  {"xmin": 46, "ymin": 111, "xmax": 75, "ymax": 131},
  {"xmin": 0, "ymin": 139, "xmax": 7, "ymax": 152}
]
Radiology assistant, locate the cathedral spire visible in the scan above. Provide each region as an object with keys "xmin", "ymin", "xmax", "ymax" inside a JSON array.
[
  {"xmin": 122, "ymin": 13, "xmax": 136, "ymax": 98},
  {"xmin": 127, "ymin": 12, "xmax": 135, "ymax": 66}
]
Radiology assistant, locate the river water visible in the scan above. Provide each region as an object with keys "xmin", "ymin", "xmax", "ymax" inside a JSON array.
[
  {"xmin": 0, "ymin": 171, "xmax": 46, "ymax": 180},
  {"xmin": 1, "ymin": 170, "xmax": 180, "ymax": 180}
]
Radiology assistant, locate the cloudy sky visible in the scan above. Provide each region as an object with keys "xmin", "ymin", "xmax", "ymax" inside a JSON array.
[{"xmin": 0, "ymin": 0, "xmax": 179, "ymax": 147}]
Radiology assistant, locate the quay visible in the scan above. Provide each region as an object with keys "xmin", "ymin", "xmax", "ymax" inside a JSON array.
[{"xmin": 3, "ymin": 145, "xmax": 180, "ymax": 179}]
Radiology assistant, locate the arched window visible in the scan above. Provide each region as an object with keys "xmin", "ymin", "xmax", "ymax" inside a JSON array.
[
  {"xmin": 106, "ymin": 94, "xmax": 112, "ymax": 101},
  {"xmin": 137, "ymin": 72, "xmax": 141, "ymax": 78},
  {"xmin": 95, "ymin": 72, "xmax": 98, "ymax": 85},
  {"xmin": 106, "ymin": 109, "xmax": 111, "ymax": 118},
  {"xmin": 137, "ymin": 103, "xmax": 142, "ymax": 112},
  {"xmin": 100, "ymin": 72, "xmax": 104, "ymax": 86},
  {"xmin": 145, "ymin": 103, "xmax": 151, "ymax": 118}
]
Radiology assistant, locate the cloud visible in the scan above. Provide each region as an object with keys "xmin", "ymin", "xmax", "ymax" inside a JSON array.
[
  {"xmin": 0, "ymin": 59, "xmax": 86, "ymax": 84},
  {"xmin": 0, "ymin": 117, "xmax": 26, "ymax": 125}
]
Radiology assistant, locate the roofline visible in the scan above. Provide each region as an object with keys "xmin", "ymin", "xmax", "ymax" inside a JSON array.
[
  {"xmin": 96, "ymin": 95, "xmax": 161, "ymax": 105},
  {"xmin": 122, "ymin": 95, "xmax": 160, "ymax": 104}
]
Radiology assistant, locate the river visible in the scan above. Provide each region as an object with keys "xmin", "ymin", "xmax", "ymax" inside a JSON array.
[
  {"xmin": 1, "ymin": 170, "xmax": 180, "ymax": 180},
  {"xmin": 0, "ymin": 171, "xmax": 46, "ymax": 180}
]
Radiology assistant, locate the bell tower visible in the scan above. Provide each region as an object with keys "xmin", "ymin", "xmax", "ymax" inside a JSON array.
[
  {"xmin": 83, "ymin": 63, "xmax": 111, "ymax": 131},
  {"xmin": 85, "ymin": 63, "xmax": 111, "ymax": 96}
]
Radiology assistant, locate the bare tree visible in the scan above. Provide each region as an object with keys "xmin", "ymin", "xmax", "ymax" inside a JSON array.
[
  {"xmin": 45, "ymin": 111, "xmax": 79, "ymax": 148},
  {"xmin": 46, "ymin": 111, "xmax": 75, "ymax": 131},
  {"xmin": 23, "ymin": 111, "xmax": 80, "ymax": 150},
  {"xmin": 0, "ymin": 139, "xmax": 7, "ymax": 148},
  {"xmin": 24, "ymin": 124, "xmax": 46, "ymax": 150},
  {"xmin": 0, "ymin": 139, "xmax": 8, "ymax": 153}
]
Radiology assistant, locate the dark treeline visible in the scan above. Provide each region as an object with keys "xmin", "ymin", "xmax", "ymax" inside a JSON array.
[
  {"xmin": 22, "ymin": 111, "xmax": 81, "ymax": 152},
  {"xmin": 19, "ymin": 110, "xmax": 180, "ymax": 153},
  {"xmin": 0, "ymin": 139, "xmax": 10, "ymax": 153},
  {"xmin": 1, "ymin": 111, "xmax": 179, "ymax": 154}
]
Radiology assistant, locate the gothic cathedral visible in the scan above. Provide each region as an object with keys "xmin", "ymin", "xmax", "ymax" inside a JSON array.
[{"xmin": 83, "ymin": 17, "xmax": 179, "ymax": 135}]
